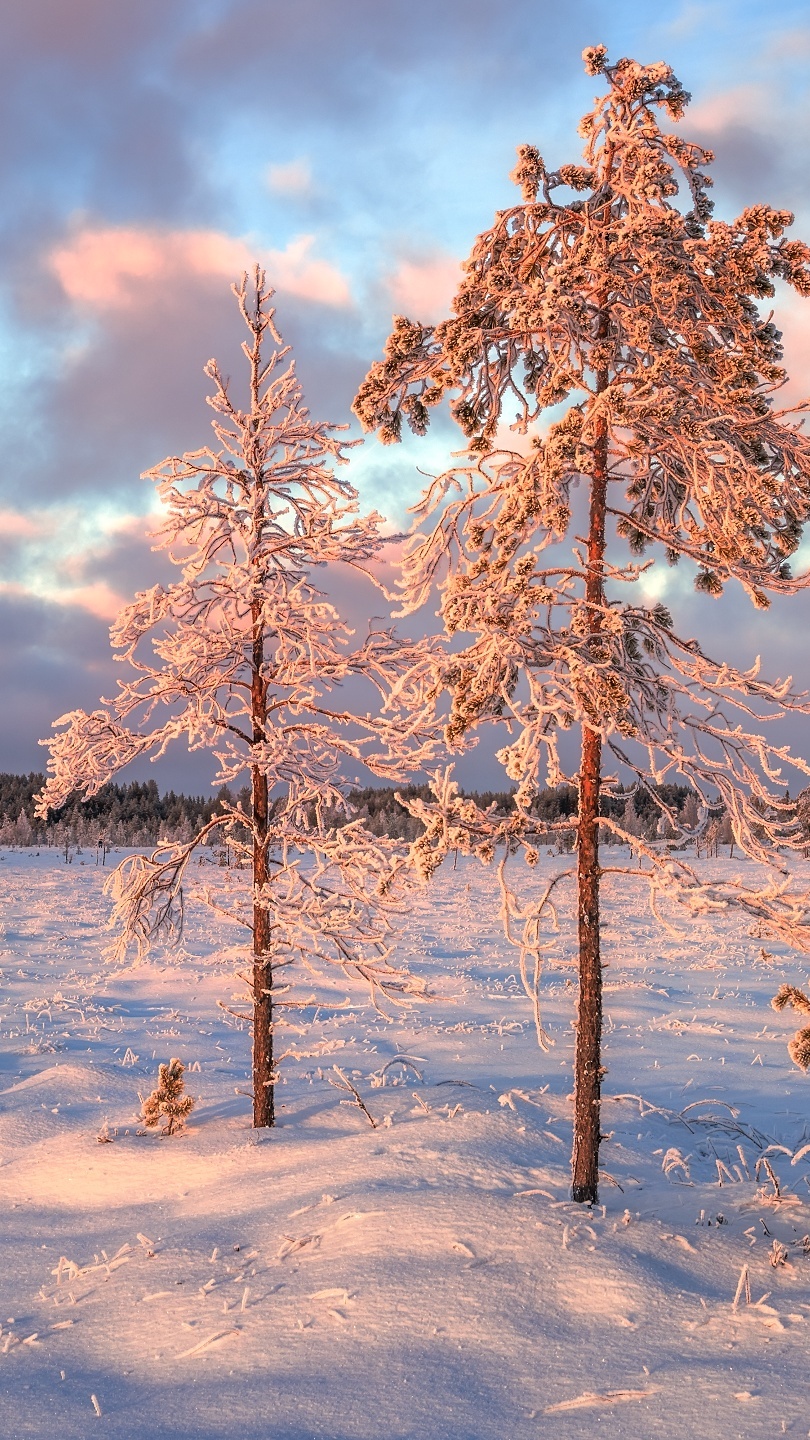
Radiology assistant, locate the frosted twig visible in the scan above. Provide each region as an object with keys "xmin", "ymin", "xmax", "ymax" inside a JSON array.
[
  {"xmin": 732, "ymin": 1265, "xmax": 751, "ymax": 1310},
  {"xmin": 327, "ymin": 1066, "xmax": 378, "ymax": 1128}
]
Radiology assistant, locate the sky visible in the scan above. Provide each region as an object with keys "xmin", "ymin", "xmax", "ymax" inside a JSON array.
[{"xmin": 1, "ymin": 0, "xmax": 810, "ymax": 795}]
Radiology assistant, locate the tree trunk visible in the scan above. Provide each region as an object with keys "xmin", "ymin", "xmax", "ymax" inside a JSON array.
[
  {"xmin": 251, "ymin": 598, "xmax": 274, "ymax": 1129},
  {"xmin": 573, "ymin": 722, "xmax": 602, "ymax": 1202},
  {"xmin": 572, "ymin": 364, "xmax": 609, "ymax": 1205}
]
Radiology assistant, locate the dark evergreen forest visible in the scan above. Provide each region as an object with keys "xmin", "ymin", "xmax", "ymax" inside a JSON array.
[{"xmin": 0, "ymin": 771, "xmax": 705, "ymax": 850}]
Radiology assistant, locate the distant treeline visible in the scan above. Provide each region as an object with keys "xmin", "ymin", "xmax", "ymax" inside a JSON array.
[
  {"xmin": 0, "ymin": 774, "xmax": 230, "ymax": 849},
  {"xmin": 0, "ymin": 771, "xmax": 715, "ymax": 851}
]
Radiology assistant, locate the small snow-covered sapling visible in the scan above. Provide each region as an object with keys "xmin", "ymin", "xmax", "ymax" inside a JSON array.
[
  {"xmin": 771, "ymin": 985, "xmax": 810, "ymax": 1070},
  {"xmin": 141, "ymin": 1058, "xmax": 194, "ymax": 1135}
]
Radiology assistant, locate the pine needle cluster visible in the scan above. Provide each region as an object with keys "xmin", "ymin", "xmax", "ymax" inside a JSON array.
[
  {"xmin": 772, "ymin": 985, "xmax": 810, "ymax": 1071},
  {"xmin": 141, "ymin": 1058, "xmax": 195, "ymax": 1135}
]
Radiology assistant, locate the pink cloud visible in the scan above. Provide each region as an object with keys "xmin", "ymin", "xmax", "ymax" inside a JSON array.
[
  {"xmin": 386, "ymin": 252, "xmax": 463, "ymax": 323},
  {"xmin": 0, "ymin": 576, "xmax": 127, "ymax": 621},
  {"xmin": 775, "ymin": 297, "xmax": 810, "ymax": 411},
  {"xmin": 687, "ymin": 84, "xmax": 767, "ymax": 135},
  {"xmin": 0, "ymin": 580, "xmax": 31, "ymax": 602},
  {"xmin": 50, "ymin": 226, "xmax": 351, "ymax": 310},
  {"xmin": 0, "ymin": 508, "xmax": 39, "ymax": 539},
  {"xmin": 60, "ymin": 581, "xmax": 129, "ymax": 620},
  {"xmin": 268, "ymin": 233, "xmax": 351, "ymax": 306},
  {"xmin": 266, "ymin": 158, "xmax": 314, "ymax": 198},
  {"xmin": 765, "ymin": 26, "xmax": 810, "ymax": 61}
]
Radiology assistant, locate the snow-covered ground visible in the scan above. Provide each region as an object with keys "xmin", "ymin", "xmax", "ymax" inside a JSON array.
[{"xmin": 1, "ymin": 846, "xmax": 810, "ymax": 1439}]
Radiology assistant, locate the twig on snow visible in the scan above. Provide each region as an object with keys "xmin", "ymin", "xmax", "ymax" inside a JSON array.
[
  {"xmin": 327, "ymin": 1066, "xmax": 378, "ymax": 1128},
  {"xmin": 732, "ymin": 1264, "xmax": 751, "ymax": 1310}
]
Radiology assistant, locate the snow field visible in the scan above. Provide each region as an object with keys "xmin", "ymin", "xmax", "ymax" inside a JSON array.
[{"xmin": 1, "ymin": 848, "xmax": 810, "ymax": 1438}]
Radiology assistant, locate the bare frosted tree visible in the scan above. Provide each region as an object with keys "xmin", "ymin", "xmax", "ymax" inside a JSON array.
[
  {"xmin": 354, "ymin": 49, "xmax": 810, "ymax": 1202},
  {"xmin": 38, "ymin": 269, "xmax": 438, "ymax": 1129}
]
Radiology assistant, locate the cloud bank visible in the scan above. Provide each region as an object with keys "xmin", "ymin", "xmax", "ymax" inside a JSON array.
[{"xmin": 0, "ymin": 0, "xmax": 808, "ymax": 790}]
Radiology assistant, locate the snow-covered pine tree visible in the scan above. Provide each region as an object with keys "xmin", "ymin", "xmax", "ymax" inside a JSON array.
[
  {"xmin": 37, "ymin": 268, "xmax": 438, "ymax": 1129},
  {"xmin": 354, "ymin": 49, "xmax": 810, "ymax": 1202},
  {"xmin": 141, "ymin": 1057, "xmax": 194, "ymax": 1135},
  {"xmin": 15, "ymin": 809, "xmax": 32, "ymax": 847}
]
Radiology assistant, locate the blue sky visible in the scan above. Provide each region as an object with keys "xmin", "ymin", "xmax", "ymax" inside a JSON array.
[{"xmin": 2, "ymin": 0, "xmax": 810, "ymax": 792}]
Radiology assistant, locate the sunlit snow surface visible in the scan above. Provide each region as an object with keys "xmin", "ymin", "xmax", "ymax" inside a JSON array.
[{"xmin": 1, "ymin": 847, "xmax": 810, "ymax": 1439}]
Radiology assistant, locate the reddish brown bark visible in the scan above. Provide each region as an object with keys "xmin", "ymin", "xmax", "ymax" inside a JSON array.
[
  {"xmin": 573, "ymin": 722, "xmax": 602, "ymax": 1202},
  {"xmin": 244, "ymin": 294, "xmax": 275, "ymax": 1130},
  {"xmin": 251, "ymin": 601, "xmax": 274, "ymax": 1129},
  {"xmin": 572, "ymin": 363, "xmax": 609, "ymax": 1204}
]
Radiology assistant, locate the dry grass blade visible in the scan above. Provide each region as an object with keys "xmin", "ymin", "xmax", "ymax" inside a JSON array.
[
  {"xmin": 176, "ymin": 1329, "xmax": 241, "ymax": 1359},
  {"xmin": 755, "ymin": 1155, "xmax": 781, "ymax": 1197},
  {"xmin": 378, "ymin": 1055, "xmax": 425, "ymax": 1082},
  {"xmin": 545, "ymin": 1388, "xmax": 660, "ymax": 1413}
]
